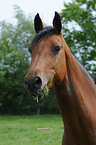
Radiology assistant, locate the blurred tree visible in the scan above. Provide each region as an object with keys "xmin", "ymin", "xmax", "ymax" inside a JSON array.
[
  {"xmin": 60, "ymin": 0, "xmax": 96, "ymax": 76},
  {"xmin": 0, "ymin": 5, "xmax": 38, "ymax": 114}
]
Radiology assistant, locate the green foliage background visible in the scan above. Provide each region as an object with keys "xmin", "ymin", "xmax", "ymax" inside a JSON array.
[
  {"xmin": 60, "ymin": 0, "xmax": 96, "ymax": 75},
  {"xmin": 0, "ymin": 1, "xmax": 96, "ymax": 115}
]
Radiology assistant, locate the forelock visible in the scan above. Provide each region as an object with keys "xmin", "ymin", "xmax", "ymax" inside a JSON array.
[{"xmin": 31, "ymin": 27, "xmax": 56, "ymax": 48}]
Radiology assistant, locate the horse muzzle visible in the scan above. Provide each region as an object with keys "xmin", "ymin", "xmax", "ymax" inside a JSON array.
[{"xmin": 24, "ymin": 76, "xmax": 44, "ymax": 101}]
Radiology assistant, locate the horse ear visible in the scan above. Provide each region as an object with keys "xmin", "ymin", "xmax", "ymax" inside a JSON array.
[
  {"xmin": 53, "ymin": 12, "xmax": 62, "ymax": 34},
  {"xmin": 34, "ymin": 13, "xmax": 44, "ymax": 33}
]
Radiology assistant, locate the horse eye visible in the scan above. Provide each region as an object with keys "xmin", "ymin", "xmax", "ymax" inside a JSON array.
[
  {"xmin": 51, "ymin": 45, "xmax": 61, "ymax": 55},
  {"xmin": 55, "ymin": 45, "xmax": 61, "ymax": 52}
]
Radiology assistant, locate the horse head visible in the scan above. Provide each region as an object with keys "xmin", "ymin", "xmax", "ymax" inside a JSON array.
[{"xmin": 24, "ymin": 12, "xmax": 66, "ymax": 101}]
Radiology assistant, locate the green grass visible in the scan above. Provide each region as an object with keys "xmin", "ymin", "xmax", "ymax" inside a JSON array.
[{"xmin": 0, "ymin": 115, "xmax": 64, "ymax": 145}]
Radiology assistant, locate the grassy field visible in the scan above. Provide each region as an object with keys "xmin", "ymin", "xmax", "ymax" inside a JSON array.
[{"xmin": 0, "ymin": 115, "xmax": 64, "ymax": 145}]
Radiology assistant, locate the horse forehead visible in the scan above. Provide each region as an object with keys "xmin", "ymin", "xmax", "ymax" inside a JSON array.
[
  {"xmin": 32, "ymin": 35, "xmax": 62, "ymax": 55},
  {"xmin": 38, "ymin": 34, "xmax": 61, "ymax": 47},
  {"xmin": 46, "ymin": 35, "xmax": 61, "ymax": 43}
]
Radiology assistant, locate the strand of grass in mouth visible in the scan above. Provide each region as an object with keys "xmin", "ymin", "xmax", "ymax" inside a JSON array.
[
  {"xmin": 33, "ymin": 94, "xmax": 38, "ymax": 102},
  {"xmin": 33, "ymin": 85, "xmax": 49, "ymax": 102}
]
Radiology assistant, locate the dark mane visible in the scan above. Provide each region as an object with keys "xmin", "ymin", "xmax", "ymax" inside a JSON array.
[{"xmin": 31, "ymin": 27, "xmax": 56, "ymax": 48}]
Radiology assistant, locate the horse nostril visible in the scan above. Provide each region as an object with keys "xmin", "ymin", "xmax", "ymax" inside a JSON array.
[{"xmin": 34, "ymin": 76, "xmax": 42, "ymax": 89}]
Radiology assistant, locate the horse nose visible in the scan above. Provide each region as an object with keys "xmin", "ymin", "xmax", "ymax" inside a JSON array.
[
  {"xmin": 24, "ymin": 76, "xmax": 42, "ymax": 90},
  {"xmin": 34, "ymin": 76, "xmax": 42, "ymax": 89}
]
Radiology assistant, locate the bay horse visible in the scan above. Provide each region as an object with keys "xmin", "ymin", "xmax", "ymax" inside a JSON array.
[{"xmin": 24, "ymin": 12, "xmax": 96, "ymax": 145}]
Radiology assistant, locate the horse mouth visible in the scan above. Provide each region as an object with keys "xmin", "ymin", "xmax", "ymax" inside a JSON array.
[{"xmin": 28, "ymin": 85, "xmax": 49, "ymax": 102}]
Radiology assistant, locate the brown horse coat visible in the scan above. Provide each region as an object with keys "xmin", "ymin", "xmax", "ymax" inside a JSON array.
[{"xmin": 24, "ymin": 12, "xmax": 96, "ymax": 145}]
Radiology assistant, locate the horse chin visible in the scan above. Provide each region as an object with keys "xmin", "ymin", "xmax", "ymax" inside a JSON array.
[{"xmin": 29, "ymin": 89, "xmax": 44, "ymax": 102}]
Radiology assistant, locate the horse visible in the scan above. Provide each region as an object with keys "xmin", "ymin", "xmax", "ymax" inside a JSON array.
[{"xmin": 24, "ymin": 12, "xmax": 96, "ymax": 145}]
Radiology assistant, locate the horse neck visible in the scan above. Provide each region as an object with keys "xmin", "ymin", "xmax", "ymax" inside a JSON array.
[{"xmin": 53, "ymin": 41, "xmax": 96, "ymax": 141}]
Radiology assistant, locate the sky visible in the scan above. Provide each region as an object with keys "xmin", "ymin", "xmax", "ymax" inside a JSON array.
[{"xmin": 0, "ymin": 0, "xmax": 71, "ymax": 25}]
